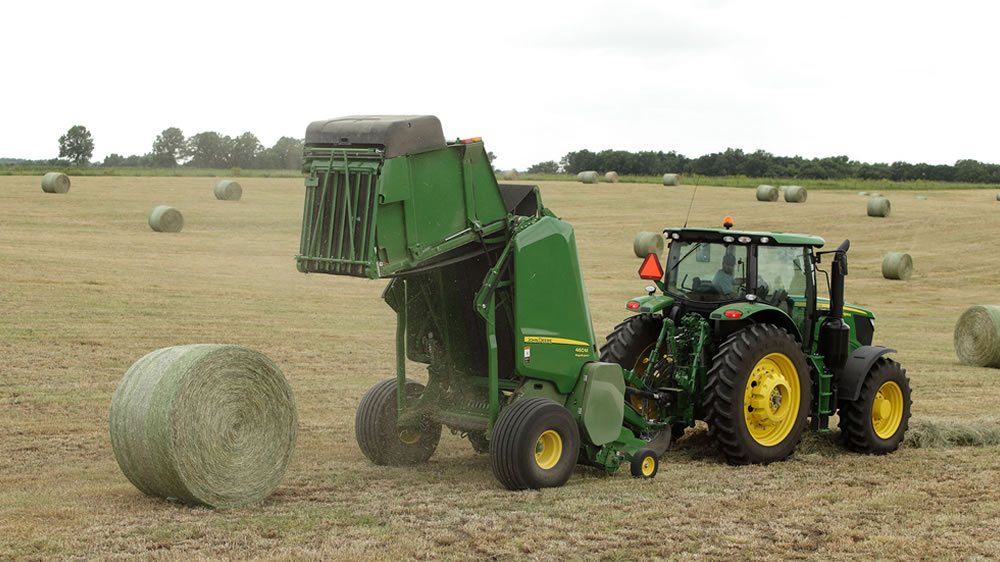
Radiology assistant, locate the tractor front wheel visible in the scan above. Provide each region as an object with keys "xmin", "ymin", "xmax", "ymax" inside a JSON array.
[
  {"xmin": 704, "ymin": 323, "xmax": 810, "ymax": 464},
  {"xmin": 490, "ymin": 397, "xmax": 580, "ymax": 490},
  {"xmin": 838, "ymin": 358, "xmax": 912, "ymax": 454},
  {"xmin": 355, "ymin": 378, "xmax": 441, "ymax": 465}
]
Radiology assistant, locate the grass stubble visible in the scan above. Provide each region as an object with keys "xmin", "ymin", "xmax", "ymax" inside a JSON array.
[{"xmin": 2, "ymin": 176, "xmax": 1000, "ymax": 560}]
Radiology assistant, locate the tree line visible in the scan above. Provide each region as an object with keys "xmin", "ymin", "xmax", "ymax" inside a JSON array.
[{"xmin": 528, "ymin": 148, "xmax": 1000, "ymax": 184}]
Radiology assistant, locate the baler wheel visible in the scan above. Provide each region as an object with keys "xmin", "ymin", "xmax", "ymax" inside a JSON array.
[
  {"xmin": 489, "ymin": 397, "xmax": 580, "ymax": 490},
  {"xmin": 355, "ymin": 378, "xmax": 441, "ymax": 465},
  {"xmin": 630, "ymin": 448, "xmax": 659, "ymax": 479},
  {"xmin": 704, "ymin": 323, "xmax": 810, "ymax": 464},
  {"xmin": 838, "ymin": 358, "xmax": 912, "ymax": 454}
]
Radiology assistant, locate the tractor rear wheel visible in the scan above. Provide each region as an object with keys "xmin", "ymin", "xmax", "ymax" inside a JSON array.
[
  {"xmin": 704, "ymin": 323, "xmax": 810, "ymax": 464},
  {"xmin": 490, "ymin": 397, "xmax": 580, "ymax": 490},
  {"xmin": 838, "ymin": 358, "xmax": 912, "ymax": 454},
  {"xmin": 355, "ymin": 378, "xmax": 441, "ymax": 465}
]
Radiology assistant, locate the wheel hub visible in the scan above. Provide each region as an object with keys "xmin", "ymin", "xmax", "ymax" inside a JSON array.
[
  {"xmin": 534, "ymin": 430, "xmax": 562, "ymax": 470},
  {"xmin": 744, "ymin": 352, "xmax": 800, "ymax": 446},
  {"xmin": 872, "ymin": 381, "xmax": 904, "ymax": 439}
]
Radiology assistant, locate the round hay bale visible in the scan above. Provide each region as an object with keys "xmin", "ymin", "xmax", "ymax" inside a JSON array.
[
  {"xmin": 867, "ymin": 197, "xmax": 891, "ymax": 217},
  {"xmin": 881, "ymin": 252, "xmax": 913, "ymax": 280},
  {"xmin": 41, "ymin": 172, "xmax": 70, "ymax": 194},
  {"xmin": 870, "ymin": 192, "xmax": 882, "ymax": 197},
  {"xmin": 109, "ymin": 344, "xmax": 298, "ymax": 508},
  {"xmin": 633, "ymin": 231, "xmax": 664, "ymax": 258},
  {"xmin": 756, "ymin": 185, "xmax": 779, "ymax": 202},
  {"xmin": 214, "ymin": 180, "xmax": 242, "ymax": 201},
  {"xmin": 954, "ymin": 305, "xmax": 1000, "ymax": 368},
  {"xmin": 857, "ymin": 191, "xmax": 870, "ymax": 196},
  {"xmin": 501, "ymin": 169, "xmax": 519, "ymax": 181},
  {"xmin": 580, "ymin": 171, "xmax": 600, "ymax": 184},
  {"xmin": 605, "ymin": 171, "xmax": 619, "ymax": 183},
  {"xmin": 576, "ymin": 172, "xmax": 585, "ymax": 181},
  {"xmin": 784, "ymin": 185, "xmax": 807, "ymax": 203},
  {"xmin": 915, "ymin": 195, "xmax": 927, "ymax": 201},
  {"xmin": 996, "ymin": 192, "xmax": 1000, "ymax": 201},
  {"xmin": 148, "ymin": 205, "xmax": 184, "ymax": 233},
  {"xmin": 662, "ymin": 173, "xmax": 680, "ymax": 186}
]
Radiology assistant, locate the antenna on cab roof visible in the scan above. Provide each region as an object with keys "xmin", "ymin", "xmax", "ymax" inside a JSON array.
[{"xmin": 682, "ymin": 176, "xmax": 700, "ymax": 228}]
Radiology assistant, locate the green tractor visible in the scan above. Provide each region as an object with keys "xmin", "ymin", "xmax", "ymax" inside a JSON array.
[{"xmin": 296, "ymin": 115, "xmax": 911, "ymax": 490}]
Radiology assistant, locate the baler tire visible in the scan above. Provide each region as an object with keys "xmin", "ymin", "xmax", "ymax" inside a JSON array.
[
  {"xmin": 489, "ymin": 397, "xmax": 580, "ymax": 490},
  {"xmin": 355, "ymin": 378, "xmax": 441, "ymax": 466},
  {"xmin": 704, "ymin": 323, "xmax": 810, "ymax": 464},
  {"xmin": 630, "ymin": 448, "xmax": 659, "ymax": 479},
  {"xmin": 838, "ymin": 358, "xmax": 912, "ymax": 454}
]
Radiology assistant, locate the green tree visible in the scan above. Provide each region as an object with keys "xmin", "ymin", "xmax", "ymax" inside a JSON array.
[
  {"xmin": 527, "ymin": 160, "xmax": 559, "ymax": 174},
  {"xmin": 231, "ymin": 132, "xmax": 263, "ymax": 169},
  {"xmin": 268, "ymin": 137, "xmax": 303, "ymax": 169},
  {"xmin": 58, "ymin": 125, "xmax": 94, "ymax": 166},
  {"xmin": 185, "ymin": 132, "xmax": 231, "ymax": 168},
  {"xmin": 151, "ymin": 127, "xmax": 186, "ymax": 167}
]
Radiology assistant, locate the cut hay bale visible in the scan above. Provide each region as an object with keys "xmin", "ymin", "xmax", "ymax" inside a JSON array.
[
  {"xmin": 954, "ymin": 305, "xmax": 1000, "ymax": 368},
  {"xmin": 148, "ymin": 205, "xmax": 184, "ymax": 233},
  {"xmin": 214, "ymin": 180, "xmax": 242, "ymax": 201},
  {"xmin": 576, "ymin": 172, "xmax": 585, "ymax": 181},
  {"xmin": 501, "ymin": 169, "xmax": 519, "ymax": 181},
  {"xmin": 870, "ymin": 192, "xmax": 882, "ymax": 197},
  {"xmin": 41, "ymin": 172, "xmax": 70, "ymax": 194},
  {"xmin": 996, "ymin": 192, "xmax": 1000, "ymax": 201},
  {"xmin": 662, "ymin": 173, "xmax": 680, "ymax": 186},
  {"xmin": 881, "ymin": 252, "xmax": 913, "ymax": 280},
  {"xmin": 580, "ymin": 171, "xmax": 600, "ymax": 184},
  {"xmin": 867, "ymin": 197, "xmax": 891, "ymax": 217},
  {"xmin": 755, "ymin": 185, "xmax": 779, "ymax": 202},
  {"xmin": 783, "ymin": 185, "xmax": 807, "ymax": 203},
  {"xmin": 633, "ymin": 231, "xmax": 664, "ymax": 258},
  {"xmin": 605, "ymin": 171, "xmax": 619, "ymax": 183},
  {"xmin": 109, "ymin": 344, "xmax": 298, "ymax": 508},
  {"xmin": 915, "ymin": 195, "xmax": 927, "ymax": 200},
  {"xmin": 857, "ymin": 191, "xmax": 870, "ymax": 196}
]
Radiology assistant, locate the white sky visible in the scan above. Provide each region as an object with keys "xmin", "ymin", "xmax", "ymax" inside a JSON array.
[{"xmin": 2, "ymin": 1, "xmax": 997, "ymax": 170}]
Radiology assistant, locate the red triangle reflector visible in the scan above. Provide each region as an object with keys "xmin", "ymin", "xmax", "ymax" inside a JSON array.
[{"xmin": 638, "ymin": 253, "xmax": 664, "ymax": 280}]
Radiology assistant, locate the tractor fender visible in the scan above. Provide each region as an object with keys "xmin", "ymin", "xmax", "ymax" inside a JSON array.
[
  {"xmin": 709, "ymin": 303, "xmax": 803, "ymax": 343},
  {"xmin": 837, "ymin": 346, "xmax": 897, "ymax": 402}
]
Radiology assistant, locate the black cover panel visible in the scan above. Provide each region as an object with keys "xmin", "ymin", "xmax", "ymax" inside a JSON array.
[{"xmin": 305, "ymin": 115, "xmax": 446, "ymax": 158}]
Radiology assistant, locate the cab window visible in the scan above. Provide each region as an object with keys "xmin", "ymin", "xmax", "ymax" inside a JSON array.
[{"xmin": 664, "ymin": 242, "xmax": 748, "ymax": 302}]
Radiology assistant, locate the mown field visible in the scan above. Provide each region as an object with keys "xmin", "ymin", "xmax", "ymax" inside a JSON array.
[{"xmin": 2, "ymin": 175, "xmax": 1000, "ymax": 560}]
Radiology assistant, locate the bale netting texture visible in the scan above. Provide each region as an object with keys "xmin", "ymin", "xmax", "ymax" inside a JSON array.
[
  {"xmin": 633, "ymin": 231, "xmax": 664, "ymax": 258},
  {"xmin": 881, "ymin": 252, "xmax": 913, "ymax": 280},
  {"xmin": 605, "ymin": 171, "xmax": 619, "ymax": 183},
  {"xmin": 756, "ymin": 185, "xmax": 779, "ymax": 202},
  {"xmin": 954, "ymin": 305, "xmax": 1000, "ymax": 368},
  {"xmin": 662, "ymin": 173, "xmax": 680, "ymax": 186},
  {"xmin": 109, "ymin": 344, "xmax": 298, "ymax": 508},
  {"xmin": 148, "ymin": 205, "xmax": 184, "ymax": 233},
  {"xmin": 783, "ymin": 185, "xmax": 807, "ymax": 203},
  {"xmin": 867, "ymin": 197, "xmax": 891, "ymax": 217},
  {"xmin": 580, "ymin": 171, "xmax": 600, "ymax": 184},
  {"xmin": 214, "ymin": 179, "xmax": 243, "ymax": 201},
  {"xmin": 41, "ymin": 172, "xmax": 71, "ymax": 194},
  {"xmin": 996, "ymin": 192, "xmax": 1000, "ymax": 201},
  {"xmin": 501, "ymin": 169, "xmax": 519, "ymax": 181}
]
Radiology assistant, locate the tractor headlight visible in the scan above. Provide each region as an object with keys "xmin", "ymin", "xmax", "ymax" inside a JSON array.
[
  {"xmin": 738, "ymin": 236, "xmax": 751, "ymax": 244},
  {"xmin": 722, "ymin": 235, "xmax": 735, "ymax": 243},
  {"xmin": 760, "ymin": 236, "xmax": 770, "ymax": 244}
]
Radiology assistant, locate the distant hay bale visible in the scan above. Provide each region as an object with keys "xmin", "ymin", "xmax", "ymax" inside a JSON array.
[
  {"xmin": 755, "ymin": 185, "xmax": 779, "ymax": 202},
  {"xmin": 41, "ymin": 172, "xmax": 70, "ymax": 194},
  {"xmin": 881, "ymin": 252, "xmax": 913, "ymax": 280},
  {"xmin": 857, "ymin": 191, "xmax": 870, "ymax": 196},
  {"xmin": 870, "ymin": 192, "xmax": 882, "ymax": 197},
  {"xmin": 576, "ymin": 172, "xmax": 585, "ymax": 181},
  {"xmin": 996, "ymin": 192, "xmax": 1000, "ymax": 201},
  {"xmin": 109, "ymin": 344, "xmax": 297, "ymax": 508},
  {"xmin": 501, "ymin": 169, "xmax": 519, "ymax": 181},
  {"xmin": 148, "ymin": 205, "xmax": 184, "ymax": 233},
  {"xmin": 662, "ymin": 173, "xmax": 680, "ymax": 186},
  {"xmin": 214, "ymin": 180, "xmax": 242, "ymax": 201},
  {"xmin": 783, "ymin": 185, "xmax": 807, "ymax": 203},
  {"xmin": 867, "ymin": 197, "xmax": 891, "ymax": 217},
  {"xmin": 580, "ymin": 171, "xmax": 600, "ymax": 184},
  {"xmin": 954, "ymin": 305, "xmax": 1000, "ymax": 368},
  {"xmin": 633, "ymin": 231, "xmax": 664, "ymax": 258},
  {"xmin": 915, "ymin": 195, "xmax": 927, "ymax": 201},
  {"xmin": 605, "ymin": 171, "xmax": 619, "ymax": 183}
]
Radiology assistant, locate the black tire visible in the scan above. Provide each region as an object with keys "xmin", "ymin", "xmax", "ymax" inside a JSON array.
[
  {"xmin": 630, "ymin": 448, "xmax": 659, "ymax": 479},
  {"xmin": 490, "ymin": 397, "xmax": 580, "ymax": 490},
  {"xmin": 838, "ymin": 358, "xmax": 912, "ymax": 454},
  {"xmin": 703, "ymin": 324, "xmax": 810, "ymax": 464},
  {"xmin": 599, "ymin": 314, "xmax": 663, "ymax": 370},
  {"xmin": 468, "ymin": 431, "xmax": 489, "ymax": 454},
  {"xmin": 355, "ymin": 378, "xmax": 441, "ymax": 465}
]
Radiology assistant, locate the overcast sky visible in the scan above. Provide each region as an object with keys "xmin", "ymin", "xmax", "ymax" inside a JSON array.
[{"xmin": 2, "ymin": 1, "xmax": 996, "ymax": 170}]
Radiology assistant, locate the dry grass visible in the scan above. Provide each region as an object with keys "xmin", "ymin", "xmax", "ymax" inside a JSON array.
[{"xmin": 2, "ymin": 176, "xmax": 1000, "ymax": 560}]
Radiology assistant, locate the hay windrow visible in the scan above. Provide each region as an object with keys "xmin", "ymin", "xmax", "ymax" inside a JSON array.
[
  {"xmin": 783, "ymin": 185, "xmax": 807, "ymax": 203},
  {"xmin": 633, "ymin": 231, "xmax": 664, "ymax": 258},
  {"xmin": 662, "ymin": 173, "xmax": 679, "ymax": 186},
  {"xmin": 579, "ymin": 171, "xmax": 600, "ymax": 184},
  {"xmin": 755, "ymin": 185, "xmax": 779, "ymax": 202},
  {"xmin": 148, "ymin": 205, "xmax": 184, "ymax": 233},
  {"xmin": 904, "ymin": 417, "xmax": 1000, "ymax": 448},
  {"xmin": 109, "ymin": 344, "xmax": 297, "ymax": 509},
  {"xmin": 41, "ymin": 172, "xmax": 70, "ymax": 194},
  {"xmin": 881, "ymin": 252, "xmax": 913, "ymax": 280},
  {"xmin": 214, "ymin": 180, "xmax": 243, "ymax": 201},
  {"xmin": 954, "ymin": 305, "xmax": 1000, "ymax": 368},
  {"xmin": 867, "ymin": 197, "xmax": 891, "ymax": 217}
]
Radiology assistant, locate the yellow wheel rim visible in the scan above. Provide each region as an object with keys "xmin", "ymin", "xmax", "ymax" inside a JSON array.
[
  {"xmin": 534, "ymin": 430, "xmax": 563, "ymax": 470},
  {"xmin": 641, "ymin": 456, "xmax": 655, "ymax": 477},
  {"xmin": 398, "ymin": 429, "xmax": 421, "ymax": 445},
  {"xmin": 872, "ymin": 381, "xmax": 904, "ymax": 439},
  {"xmin": 744, "ymin": 352, "xmax": 800, "ymax": 446}
]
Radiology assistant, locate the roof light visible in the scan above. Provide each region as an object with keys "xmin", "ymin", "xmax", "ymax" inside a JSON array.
[
  {"xmin": 627, "ymin": 301, "xmax": 641, "ymax": 310},
  {"xmin": 738, "ymin": 236, "xmax": 752, "ymax": 244},
  {"xmin": 459, "ymin": 137, "xmax": 482, "ymax": 144},
  {"xmin": 760, "ymin": 236, "xmax": 770, "ymax": 244},
  {"xmin": 638, "ymin": 253, "xmax": 664, "ymax": 280},
  {"xmin": 671, "ymin": 232, "xmax": 680, "ymax": 240},
  {"xmin": 723, "ymin": 235, "xmax": 735, "ymax": 243},
  {"xmin": 723, "ymin": 216, "xmax": 734, "ymax": 229},
  {"xmin": 724, "ymin": 310, "xmax": 743, "ymax": 319}
]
